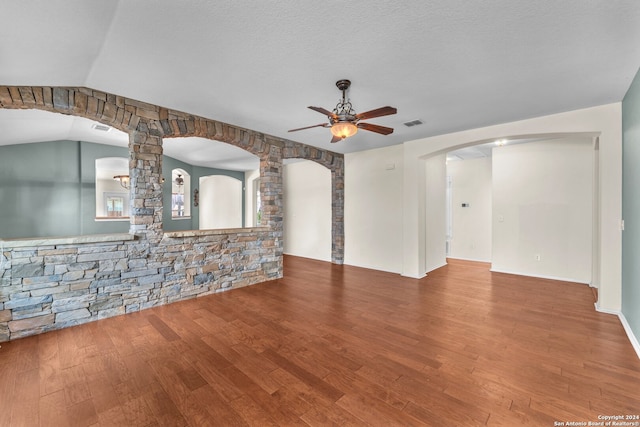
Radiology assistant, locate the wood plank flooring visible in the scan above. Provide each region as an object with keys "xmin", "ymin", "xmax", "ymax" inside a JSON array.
[{"xmin": 1, "ymin": 256, "xmax": 639, "ymax": 426}]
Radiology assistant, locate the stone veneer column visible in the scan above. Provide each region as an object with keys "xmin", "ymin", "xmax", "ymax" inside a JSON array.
[
  {"xmin": 260, "ymin": 144, "xmax": 284, "ymax": 277},
  {"xmin": 332, "ymin": 162, "xmax": 345, "ymax": 264},
  {"xmin": 128, "ymin": 127, "xmax": 163, "ymax": 242}
]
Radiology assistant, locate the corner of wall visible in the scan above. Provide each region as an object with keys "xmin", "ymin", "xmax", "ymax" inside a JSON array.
[
  {"xmin": 619, "ymin": 311, "xmax": 640, "ymax": 360},
  {"xmin": 595, "ymin": 304, "xmax": 640, "ymax": 360}
]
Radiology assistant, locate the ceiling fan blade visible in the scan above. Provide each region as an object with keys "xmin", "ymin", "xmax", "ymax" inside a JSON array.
[
  {"xmin": 355, "ymin": 106, "xmax": 397, "ymax": 120},
  {"xmin": 308, "ymin": 106, "xmax": 337, "ymax": 119},
  {"xmin": 330, "ymin": 135, "xmax": 342, "ymax": 143},
  {"xmin": 357, "ymin": 122, "xmax": 394, "ymax": 135},
  {"xmin": 288, "ymin": 123, "xmax": 329, "ymax": 132}
]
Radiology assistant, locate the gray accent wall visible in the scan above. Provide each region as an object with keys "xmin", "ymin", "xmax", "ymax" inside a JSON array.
[
  {"xmin": 161, "ymin": 159, "xmax": 247, "ymax": 231},
  {"xmin": 0, "ymin": 140, "xmax": 247, "ymax": 238},
  {"xmin": 0, "ymin": 140, "xmax": 84, "ymax": 238},
  {"xmin": 622, "ymin": 67, "xmax": 640, "ymax": 343},
  {"xmin": 0, "ymin": 140, "xmax": 130, "ymax": 238},
  {"xmin": 162, "ymin": 156, "xmax": 195, "ymax": 232}
]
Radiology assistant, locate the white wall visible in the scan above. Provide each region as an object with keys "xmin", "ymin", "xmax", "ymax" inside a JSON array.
[
  {"xmin": 244, "ymin": 169, "xmax": 260, "ymax": 226},
  {"xmin": 199, "ymin": 175, "xmax": 243, "ymax": 229},
  {"xmin": 425, "ymin": 154, "xmax": 447, "ymax": 273},
  {"xmin": 492, "ymin": 138, "xmax": 593, "ymax": 283},
  {"xmin": 402, "ymin": 103, "xmax": 621, "ymax": 312},
  {"xmin": 95, "ymin": 178, "xmax": 129, "ymax": 217},
  {"xmin": 447, "ymin": 157, "xmax": 492, "ymax": 262},
  {"xmin": 283, "ymin": 160, "xmax": 331, "ymax": 261},
  {"xmin": 345, "ymin": 144, "xmax": 403, "ymax": 273}
]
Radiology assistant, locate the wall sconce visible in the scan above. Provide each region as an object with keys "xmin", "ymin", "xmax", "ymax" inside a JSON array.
[
  {"xmin": 113, "ymin": 175, "xmax": 130, "ymax": 189},
  {"xmin": 193, "ymin": 189, "xmax": 199, "ymax": 207}
]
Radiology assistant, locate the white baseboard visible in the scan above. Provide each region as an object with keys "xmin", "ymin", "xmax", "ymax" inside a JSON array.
[
  {"xmin": 594, "ymin": 304, "xmax": 618, "ymax": 316},
  {"xmin": 401, "ymin": 271, "xmax": 427, "ymax": 279},
  {"xmin": 447, "ymin": 256, "xmax": 491, "ymax": 263},
  {"xmin": 426, "ymin": 262, "xmax": 448, "ymax": 274},
  {"xmin": 595, "ymin": 304, "xmax": 640, "ymax": 360},
  {"xmin": 619, "ymin": 313, "xmax": 640, "ymax": 360},
  {"xmin": 489, "ymin": 268, "xmax": 588, "ymax": 285},
  {"xmin": 401, "ymin": 262, "xmax": 448, "ymax": 279}
]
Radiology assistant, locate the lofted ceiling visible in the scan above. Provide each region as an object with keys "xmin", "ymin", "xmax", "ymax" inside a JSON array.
[{"xmin": 1, "ymin": 0, "xmax": 640, "ymax": 169}]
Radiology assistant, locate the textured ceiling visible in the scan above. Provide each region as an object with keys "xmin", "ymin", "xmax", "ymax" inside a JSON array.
[{"xmin": 1, "ymin": 0, "xmax": 639, "ymax": 167}]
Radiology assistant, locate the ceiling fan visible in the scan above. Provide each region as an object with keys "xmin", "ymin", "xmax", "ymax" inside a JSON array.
[{"xmin": 288, "ymin": 79, "xmax": 397, "ymax": 143}]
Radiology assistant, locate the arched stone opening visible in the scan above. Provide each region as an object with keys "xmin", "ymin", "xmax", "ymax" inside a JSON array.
[{"xmin": 0, "ymin": 85, "xmax": 345, "ymax": 342}]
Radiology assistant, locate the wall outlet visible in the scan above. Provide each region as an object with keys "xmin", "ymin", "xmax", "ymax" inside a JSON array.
[{"xmin": 535, "ymin": 254, "xmax": 541, "ymax": 261}]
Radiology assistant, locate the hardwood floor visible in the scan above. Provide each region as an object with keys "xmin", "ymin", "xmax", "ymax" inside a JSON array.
[{"xmin": 1, "ymin": 256, "xmax": 639, "ymax": 426}]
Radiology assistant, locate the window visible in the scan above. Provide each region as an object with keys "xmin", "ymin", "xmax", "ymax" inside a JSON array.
[
  {"xmin": 95, "ymin": 157, "xmax": 129, "ymax": 220},
  {"xmin": 171, "ymin": 169, "xmax": 191, "ymax": 218},
  {"xmin": 105, "ymin": 194, "xmax": 125, "ymax": 217}
]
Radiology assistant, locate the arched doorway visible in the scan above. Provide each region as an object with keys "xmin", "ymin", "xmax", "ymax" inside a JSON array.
[{"xmin": 199, "ymin": 175, "xmax": 243, "ymax": 229}]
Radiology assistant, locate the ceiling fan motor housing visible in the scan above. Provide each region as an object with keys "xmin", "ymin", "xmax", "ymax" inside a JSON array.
[{"xmin": 336, "ymin": 79, "xmax": 351, "ymax": 91}]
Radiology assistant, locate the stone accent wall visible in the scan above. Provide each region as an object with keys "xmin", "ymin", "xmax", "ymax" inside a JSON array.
[
  {"xmin": 0, "ymin": 235, "xmax": 135, "ymax": 341},
  {"xmin": 331, "ymin": 165, "xmax": 345, "ymax": 264},
  {"xmin": 0, "ymin": 85, "xmax": 345, "ymax": 342},
  {"xmin": 0, "ymin": 228, "xmax": 278, "ymax": 341}
]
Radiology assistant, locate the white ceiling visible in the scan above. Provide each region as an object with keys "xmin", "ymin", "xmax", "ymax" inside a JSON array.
[{"xmin": 1, "ymin": 0, "xmax": 639, "ymax": 168}]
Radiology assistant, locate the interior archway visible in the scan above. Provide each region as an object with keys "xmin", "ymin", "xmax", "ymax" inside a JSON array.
[
  {"xmin": 96, "ymin": 157, "xmax": 129, "ymax": 219},
  {"xmin": 199, "ymin": 175, "xmax": 243, "ymax": 229},
  {"xmin": 443, "ymin": 136, "xmax": 595, "ymax": 284},
  {"xmin": 162, "ymin": 136, "xmax": 260, "ymax": 231},
  {"xmin": 283, "ymin": 159, "xmax": 332, "ymax": 262},
  {"xmin": 0, "ymin": 109, "xmax": 130, "ymax": 238}
]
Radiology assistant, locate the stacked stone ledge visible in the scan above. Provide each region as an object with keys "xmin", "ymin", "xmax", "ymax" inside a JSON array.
[{"xmin": 0, "ymin": 229, "xmax": 279, "ymax": 341}]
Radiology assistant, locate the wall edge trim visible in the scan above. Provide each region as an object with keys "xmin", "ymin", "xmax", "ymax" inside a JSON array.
[
  {"xmin": 594, "ymin": 304, "xmax": 640, "ymax": 360},
  {"xmin": 447, "ymin": 256, "xmax": 491, "ymax": 263},
  {"xmin": 489, "ymin": 268, "xmax": 588, "ymax": 285}
]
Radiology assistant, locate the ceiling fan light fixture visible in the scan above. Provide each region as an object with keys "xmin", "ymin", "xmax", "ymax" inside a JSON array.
[
  {"xmin": 330, "ymin": 121, "xmax": 358, "ymax": 139},
  {"xmin": 289, "ymin": 79, "xmax": 396, "ymax": 143}
]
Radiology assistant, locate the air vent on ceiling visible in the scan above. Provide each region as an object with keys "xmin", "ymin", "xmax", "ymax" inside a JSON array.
[
  {"xmin": 92, "ymin": 123, "xmax": 111, "ymax": 132},
  {"xmin": 403, "ymin": 119, "xmax": 424, "ymax": 127}
]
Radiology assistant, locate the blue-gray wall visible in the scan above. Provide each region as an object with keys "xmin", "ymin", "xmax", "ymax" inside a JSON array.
[
  {"xmin": 162, "ymin": 156, "xmax": 196, "ymax": 232},
  {"xmin": 161, "ymin": 159, "xmax": 246, "ymax": 231},
  {"xmin": 0, "ymin": 140, "xmax": 86, "ymax": 238},
  {"xmin": 0, "ymin": 140, "xmax": 246, "ymax": 238},
  {"xmin": 622, "ymin": 67, "xmax": 640, "ymax": 344}
]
